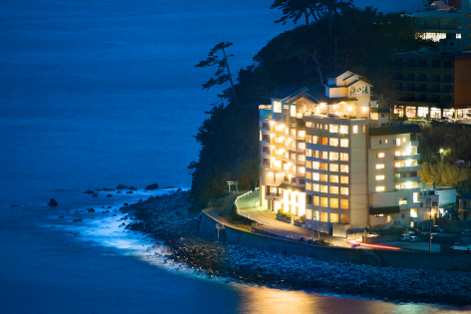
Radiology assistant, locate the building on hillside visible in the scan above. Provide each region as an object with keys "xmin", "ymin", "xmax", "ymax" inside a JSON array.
[
  {"xmin": 259, "ymin": 70, "xmax": 429, "ymax": 237},
  {"xmin": 391, "ymin": 37, "xmax": 471, "ymax": 119},
  {"xmin": 411, "ymin": 0, "xmax": 471, "ymax": 49}
]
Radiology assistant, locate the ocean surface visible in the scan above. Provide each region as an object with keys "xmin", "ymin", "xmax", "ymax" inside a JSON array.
[{"xmin": 0, "ymin": 0, "xmax": 465, "ymax": 313}]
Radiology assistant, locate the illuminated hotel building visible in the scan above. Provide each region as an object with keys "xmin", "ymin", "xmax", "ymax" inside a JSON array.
[{"xmin": 259, "ymin": 71, "xmax": 426, "ymax": 236}]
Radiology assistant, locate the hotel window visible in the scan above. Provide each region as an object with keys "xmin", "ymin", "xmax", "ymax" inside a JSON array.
[
  {"xmin": 330, "ymin": 186, "xmax": 339, "ymax": 194},
  {"xmin": 313, "ymin": 184, "xmax": 320, "ymax": 192},
  {"xmin": 329, "ymin": 152, "xmax": 339, "ymax": 161},
  {"xmin": 340, "ymin": 199, "xmax": 349, "ymax": 209},
  {"xmin": 306, "ymin": 182, "xmax": 312, "ymax": 191},
  {"xmin": 399, "ymin": 198, "xmax": 407, "ymax": 205},
  {"xmin": 330, "ymin": 124, "xmax": 339, "ymax": 133},
  {"xmin": 353, "ymin": 125, "xmax": 358, "ymax": 134},
  {"xmin": 306, "ymin": 135, "xmax": 312, "ymax": 143},
  {"xmin": 376, "ymin": 175, "xmax": 385, "ymax": 181},
  {"xmin": 340, "ymin": 153, "xmax": 349, "ymax": 162},
  {"xmin": 321, "ymin": 137, "xmax": 328, "ymax": 145},
  {"xmin": 363, "ymin": 126, "xmax": 366, "ymax": 133},
  {"xmin": 321, "ymin": 197, "xmax": 329, "ymax": 208},
  {"xmin": 291, "ymin": 129, "xmax": 296, "ymax": 136},
  {"xmin": 298, "ymin": 167, "xmax": 305, "ymax": 174},
  {"xmin": 376, "ymin": 186, "xmax": 385, "ymax": 192},
  {"xmin": 320, "ymin": 174, "xmax": 328, "ymax": 182},
  {"xmin": 340, "ymin": 165, "xmax": 349, "ymax": 173},
  {"xmin": 273, "ymin": 101, "xmax": 282, "ymax": 113},
  {"xmin": 340, "ymin": 187, "xmax": 349, "ymax": 195},
  {"xmin": 340, "ymin": 139, "xmax": 349, "ymax": 148},
  {"xmin": 312, "ymin": 172, "xmax": 320, "ymax": 181},
  {"xmin": 321, "ymin": 211, "xmax": 328, "ymax": 222},
  {"xmin": 402, "ymin": 137, "xmax": 406, "ymax": 143},
  {"xmin": 298, "ymin": 130, "xmax": 306, "ymax": 138},
  {"xmin": 330, "ymin": 175, "xmax": 339, "ymax": 183},
  {"xmin": 330, "ymin": 213, "xmax": 339, "ymax": 223},
  {"xmin": 339, "ymin": 125, "xmax": 348, "ymax": 134},
  {"xmin": 313, "ymin": 161, "xmax": 320, "ymax": 170},
  {"xmin": 376, "ymin": 164, "xmax": 385, "ymax": 170},
  {"xmin": 377, "ymin": 152, "xmax": 385, "ymax": 158},
  {"xmin": 330, "ymin": 198, "xmax": 339, "ymax": 208},
  {"xmin": 290, "ymin": 153, "xmax": 296, "ymax": 160},
  {"xmin": 306, "ymin": 149, "xmax": 312, "ymax": 157},
  {"xmin": 324, "ymin": 124, "xmax": 329, "ymax": 131},
  {"xmin": 321, "ymin": 151, "xmax": 328, "ymax": 160},
  {"xmin": 298, "ymin": 142, "xmax": 306, "ymax": 150},
  {"xmin": 395, "ymin": 150, "xmax": 401, "ymax": 157},
  {"xmin": 385, "ymin": 139, "xmax": 388, "ymax": 144},
  {"xmin": 306, "ymin": 160, "xmax": 312, "ymax": 168},
  {"xmin": 313, "ymin": 136, "xmax": 319, "ymax": 144},
  {"xmin": 313, "ymin": 150, "xmax": 319, "ymax": 158},
  {"xmin": 330, "ymin": 138, "xmax": 339, "ymax": 147},
  {"xmin": 330, "ymin": 164, "xmax": 339, "ymax": 172},
  {"xmin": 306, "ymin": 171, "xmax": 312, "ymax": 179},
  {"xmin": 290, "ymin": 105, "xmax": 296, "ymax": 117},
  {"xmin": 314, "ymin": 196, "xmax": 319, "ymax": 206},
  {"xmin": 320, "ymin": 185, "xmax": 328, "ymax": 193},
  {"xmin": 340, "ymin": 176, "xmax": 349, "ymax": 184},
  {"xmin": 320, "ymin": 163, "xmax": 328, "ymax": 171},
  {"xmin": 396, "ymin": 138, "xmax": 401, "ymax": 146},
  {"xmin": 306, "ymin": 122, "xmax": 313, "ymax": 128},
  {"xmin": 395, "ymin": 162, "xmax": 401, "ymax": 168}
]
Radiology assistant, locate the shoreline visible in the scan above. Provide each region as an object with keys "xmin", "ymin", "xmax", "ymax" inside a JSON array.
[{"xmin": 120, "ymin": 190, "xmax": 471, "ymax": 307}]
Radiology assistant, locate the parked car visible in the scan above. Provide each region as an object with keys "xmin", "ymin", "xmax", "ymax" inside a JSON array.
[
  {"xmin": 366, "ymin": 231, "xmax": 379, "ymax": 237},
  {"xmin": 462, "ymin": 230, "xmax": 471, "ymax": 236},
  {"xmin": 410, "ymin": 236, "xmax": 421, "ymax": 242},
  {"xmin": 400, "ymin": 234, "xmax": 411, "ymax": 241}
]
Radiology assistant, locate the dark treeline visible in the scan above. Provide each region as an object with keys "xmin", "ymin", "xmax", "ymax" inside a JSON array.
[{"xmin": 189, "ymin": 5, "xmax": 433, "ymax": 211}]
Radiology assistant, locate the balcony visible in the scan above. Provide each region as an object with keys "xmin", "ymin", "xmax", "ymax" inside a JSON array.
[
  {"xmin": 395, "ymin": 153, "xmax": 420, "ymax": 161},
  {"xmin": 395, "ymin": 176, "xmax": 421, "ymax": 184},
  {"xmin": 396, "ymin": 165, "xmax": 420, "ymax": 173}
]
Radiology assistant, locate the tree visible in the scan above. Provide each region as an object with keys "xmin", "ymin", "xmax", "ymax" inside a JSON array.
[{"xmin": 195, "ymin": 42, "xmax": 239, "ymax": 106}]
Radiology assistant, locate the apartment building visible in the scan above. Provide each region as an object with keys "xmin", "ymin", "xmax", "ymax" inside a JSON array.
[{"xmin": 259, "ymin": 71, "xmax": 425, "ymax": 236}]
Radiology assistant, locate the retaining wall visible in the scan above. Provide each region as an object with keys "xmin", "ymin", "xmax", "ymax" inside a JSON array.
[{"xmin": 201, "ymin": 210, "xmax": 471, "ymax": 270}]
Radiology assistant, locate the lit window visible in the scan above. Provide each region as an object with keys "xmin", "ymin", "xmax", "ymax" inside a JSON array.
[
  {"xmin": 330, "ymin": 164, "xmax": 339, "ymax": 172},
  {"xmin": 340, "ymin": 187, "xmax": 349, "ymax": 195},
  {"xmin": 330, "ymin": 175, "xmax": 339, "ymax": 183},
  {"xmin": 396, "ymin": 138, "xmax": 401, "ymax": 146},
  {"xmin": 395, "ymin": 162, "xmax": 401, "ymax": 168},
  {"xmin": 273, "ymin": 101, "xmax": 282, "ymax": 113},
  {"xmin": 330, "ymin": 138, "xmax": 339, "ymax": 147},
  {"xmin": 329, "ymin": 152, "xmax": 339, "ymax": 161},
  {"xmin": 340, "ymin": 165, "xmax": 349, "ymax": 173},
  {"xmin": 298, "ymin": 130, "xmax": 305, "ymax": 138},
  {"xmin": 306, "ymin": 135, "xmax": 312, "ymax": 143},
  {"xmin": 290, "ymin": 105, "xmax": 296, "ymax": 117},
  {"xmin": 363, "ymin": 126, "xmax": 366, "ymax": 133},
  {"xmin": 320, "ymin": 163, "xmax": 328, "ymax": 171},
  {"xmin": 298, "ymin": 155, "xmax": 305, "ymax": 162},
  {"xmin": 306, "ymin": 122, "xmax": 313, "ymax": 128},
  {"xmin": 306, "ymin": 182, "xmax": 312, "ymax": 191},
  {"xmin": 313, "ymin": 184, "xmax": 320, "ymax": 192},
  {"xmin": 321, "ymin": 197, "xmax": 328, "ymax": 207},
  {"xmin": 340, "ymin": 153, "xmax": 349, "ymax": 161},
  {"xmin": 376, "ymin": 164, "xmax": 385, "ymax": 170},
  {"xmin": 306, "ymin": 171, "xmax": 312, "ymax": 179},
  {"xmin": 339, "ymin": 125, "xmax": 348, "ymax": 134},
  {"xmin": 330, "ymin": 125, "xmax": 339, "ymax": 133},
  {"xmin": 376, "ymin": 175, "xmax": 385, "ymax": 181},
  {"xmin": 376, "ymin": 186, "xmax": 385, "ymax": 192},
  {"xmin": 306, "ymin": 149, "xmax": 312, "ymax": 157},
  {"xmin": 314, "ymin": 196, "xmax": 319, "ymax": 206},
  {"xmin": 321, "ymin": 211, "xmax": 328, "ymax": 222},
  {"xmin": 330, "ymin": 213, "xmax": 339, "ymax": 223},
  {"xmin": 313, "ymin": 162, "xmax": 320, "ymax": 170},
  {"xmin": 340, "ymin": 176, "xmax": 349, "ymax": 184},
  {"xmin": 291, "ymin": 129, "xmax": 296, "ymax": 136},
  {"xmin": 341, "ymin": 199, "xmax": 349, "ymax": 209},
  {"xmin": 321, "ymin": 151, "xmax": 328, "ymax": 160},
  {"xmin": 320, "ymin": 174, "xmax": 328, "ymax": 182},
  {"xmin": 330, "ymin": 186, "xmax": 339, "ymax": 194},
  {"xmin": 385, "ymin": 139, "xmax": 388, "ymax": 144},
  {"xmin": 298, "ymin": 142, "xmax": 306, "ymax": 150},
  {"xmin": 353, "ymin": 125, "xmax": 358, "ymax": 134},
  {"xmin": 321, "ymin": 137, "xmax": 328, "ymax": 145},
  {"xmin": 377, "ymin": 152, "xmax": 385, "ymax": 158},
  {"xmin": 313, "ymin": 136, "xmax": 319, "ymax": 144},
  {"xmin": 324, "ymin": 124, "xmax": 328, "ymax": 131},
  {"xmin": 312, "ymin": 172, "xmax": 320, "ymax": 181},
  {"xmin": 320, "ymin": 185, "xmax": 328, "ymax": 193},
  {"xmin": 340, "ymin": 139, "xmax": 349, "ymax": 148},
  {"xmin": 298, "ymin": 167, "xmax": 305, "ymax": 174},
  {"xmin": 403, "ymin": 137, "xmax": 406, "ymax": 143},
  {"xmin": 313, "ymin": 150, "xmax": 319, "ymax": 158},
  {"xmin": 395, "ymin": 150, "xmax": 401, "ymax": 157},
  {"xmin": 330, "ymin": 198, "xmax": 339, "ymax": 208}
]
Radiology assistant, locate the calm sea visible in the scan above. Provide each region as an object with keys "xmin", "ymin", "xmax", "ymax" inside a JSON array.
[{"xmin": 0, "ymin": 0, "xmax": 463, "ymax": 312}]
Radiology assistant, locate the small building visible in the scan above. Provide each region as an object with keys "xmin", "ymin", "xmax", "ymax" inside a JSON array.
[{"xmin": 459, "ymin": 194, "xmax": 471, "ymax": 220}]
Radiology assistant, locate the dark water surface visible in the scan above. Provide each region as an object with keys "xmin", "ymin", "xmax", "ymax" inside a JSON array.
[{"xmin": 0, "ymin": 0, "xmax": 465, "ymax": 312}]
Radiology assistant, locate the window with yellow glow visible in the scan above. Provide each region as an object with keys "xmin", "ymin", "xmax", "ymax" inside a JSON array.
[
  {"xmin": 330, "ymin": 164, "xmax": 339, "ymax": 172},
  {"xmin": 290, "ymin": 105, "xmax": 296, "ymax": 117},
  {"xmin": 320, "ymin": 163, "xmax": 328, "ymax": 171},
  {"xmin": 313, "ymin": 150, "xmax": 319, "ymax": 158},
  {"xmin": 306, "ymin": 160, "xmax": 312, "ymax": 168},
  {"xmin": 340, "ymin": 139, "xmax": 349, "ymax": 148},
  {"xmin": 330, "ymin": 175, "xmax": 339, "ymax": 183},
  {"xmin": 306, "ymin": 171, "xmax": 312, "ymax": 179},
  {"xmin": 298, "ymin": 167, "xmax": 305, "ymax": 174},
  {"xmin": 320, "ymin": 185, "xmax": 328, "ymax": 193},
  {"xmin": 312, "ymin": 172, "xmax": 320, "ymax": 181},
  {"xmin": 330, "ymin": 213, "xmax": 339, "ymax": 223},
  {"xmin": 395, "ymin": 162, "xmax": 401, "ymax": 168},
  {"xmin": 313, "ymin": 184, "xmax": 320, "ymax": 192},
  {"xmin": 376, "ymin": 175, "xmax": 385, "ymax": 181},
  {"xmin": 329, "ymin": 152, "xmax": 339, "ymax": 161},
  {"xmin": 330, "ymin": 138, "xmax": 339, "ymax": 147},
  {"xmin": 273, "ymin": 101, "xmax": 282, "ymax": 113},
  {"xmin": 330, "ymin": 198, "xmax": 339, "ymax": 208},
  {"xmin": 376, "ymin": 186, "xmax": 385, "ymax": 192},
  {"xmin": 321, "ymin": 197, "xmax": 328, "ymax": 208},
  {"xmin": 274, "ymin": 160, "xmax": 281, "ymax": 168},
  {"xmin": 395, "ymin": 150, "xmax": 401, "ymax": 157},
  {"xmin": 320, "ymin": 174, "xmax": 328, "ymax": 182},
  {"xmin": 396, "ymin": 138, "xmax": 401, "ymax": 146},
  {"xmin": 340, "ymin": 199, "xmax": 349, "ymax": 209},
  {"xmin": 313, "ymin": 196, "xmax": 319, "ymax": 206},
  {"xmin": 340, "ymin": 125, "xmax": 348, "ymax": 134},
  {"xmin": 321, "ymin": 137, "xmax": 328, "ymax": 145},
  {"xmin": 330, "ymin": 186, "xmax": 339, "ymax": 194},
  {"xmin": 306, "ymin": 135, "xmax": 312, "ymax": 143},
  {"xmin": 321, "ymin": 151, "xmax": 328, "ymax": 160},
  {"xmin": 298, "ymin": 143, "xmax": 306, "ymax": 150},
  {"xmin": 306, "ymin": 182, "xmax": 312, "ymax": 191},
  {"xmin": 340, "ymin": 153, "xmax": 349, "ymax": 161},
  {"xmin": 341, "ymin": 176, "xmax": 349, "ymax": 184},
  {"xmin": 376, "ymin": 164, "xmax": 385, "ymax": 170},
  {"xmin": 298, "ymin": 130, "xmax": 305, "ymax": 138},
  {"xmin": 340, "ymin": 187, "xmax": 349, "ymax": 195},
  {"xmin": 313, "ymin": 136, "xmax": 319, "ymax": 144},
  {"xmin": 306, "ymin": 122, "xmax": 313, "ymax": 128},
  {"xmin": 329, "ymin": 125, "xmax": 339, "ymax": 133},
  {"xmin": 377, "ymin": 152, "xmax": 385, "ymax": 158},
  {"xmin": 321, "ymin": 212, "xmax": 328, "ymax": 222},
  {"xmin": 306, "ymin": 149, "xmax": 312, "ymax": 157},
  {"xmin": 340, "ymin": 165, "xmax": 349, "ymax": 173},
  {"xmin": 363, "ymin": 125, "xmax": 367, "ymax": 133},
  {"xmin": 353, "ymin": 125, "xmax": 358, "ymax": 134},
  {"xmin": 313, "ymin": 161, "xmax": 320, "ymax": 170}
]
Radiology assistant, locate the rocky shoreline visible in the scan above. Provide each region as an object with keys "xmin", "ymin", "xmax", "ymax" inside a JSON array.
[{"xmin": 121, "ymin": 190, "xmax": 471, "ymax": 306}]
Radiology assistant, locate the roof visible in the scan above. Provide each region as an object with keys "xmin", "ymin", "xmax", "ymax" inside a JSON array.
[
  {"xmin": 324, "ymin": 70, "xmax": 355, "ymax": 79},
  {"xmin": 370, "ymin": 206, "xmax": 400, "ymax": 215},
  {"xmin": 370, "ymin": 108, "xmax": 390, "ymax": 113},
  {"xmin": 271, "ymin": 87, "xmax": 306, "ymax": 100},
  {"xmin": 369, "ymin": 124, "xmax": 421, "ymax": 136}
]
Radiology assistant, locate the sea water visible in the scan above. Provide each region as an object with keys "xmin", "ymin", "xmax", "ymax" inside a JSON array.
[{"xmin": 0, "ymin": 0, "xmax": 465, "ymax": 312}]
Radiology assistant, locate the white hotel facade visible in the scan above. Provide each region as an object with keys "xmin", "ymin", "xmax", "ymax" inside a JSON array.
[{"xmin": 259, "ymin": 71, "xmax": 430, "ymax": 236}]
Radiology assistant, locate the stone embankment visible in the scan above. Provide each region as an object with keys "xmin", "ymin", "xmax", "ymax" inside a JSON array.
[{"xmin": 123, "ymin": 190, "xmax": 471, "ymax": 306}]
